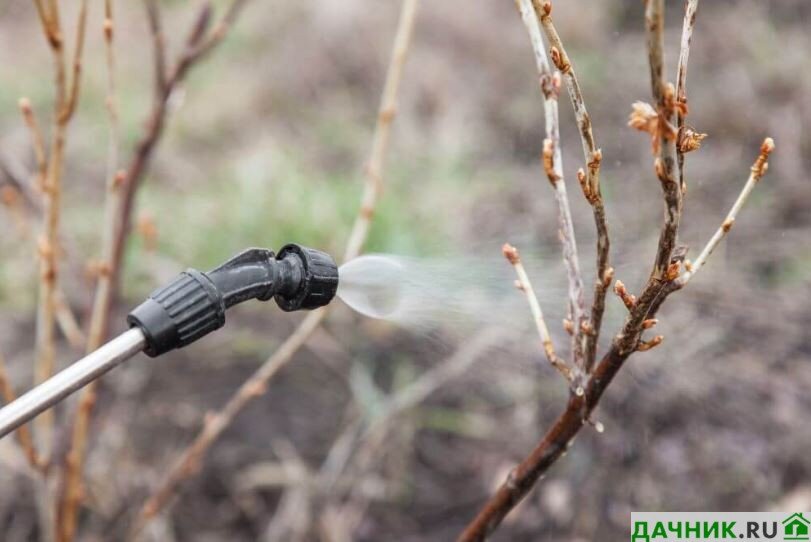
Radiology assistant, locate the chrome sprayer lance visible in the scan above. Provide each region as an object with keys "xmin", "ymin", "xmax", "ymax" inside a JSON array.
[{"xmin": 0, "ymin": 245, "xmax": 338, "ymax": 439}]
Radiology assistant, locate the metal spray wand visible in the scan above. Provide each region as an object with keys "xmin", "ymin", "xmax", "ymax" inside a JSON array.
[{"xmin": 0, "ymin": 244, "xmax": 338, "ymax": 439}]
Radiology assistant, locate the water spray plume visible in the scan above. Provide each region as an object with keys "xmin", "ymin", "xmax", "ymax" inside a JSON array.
[{"xmin": 337, "ymin": 253, "xmax": 566, "ymax": 337}]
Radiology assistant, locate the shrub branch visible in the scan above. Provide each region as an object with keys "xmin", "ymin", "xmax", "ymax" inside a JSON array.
[
  {"xmin": 130, "ymin": 1, "xmax": 420, "ymax": 534},
  {"xmin": 457, "ymin": 2, "xmax": 773, "ymax": 538},
  {"xmin": 532, "ymin": 0, "xmax": 611, "ymax": 373},
  {"xmin": 515, "ymin": 0, "xmax": 586, "ymax": 374}
]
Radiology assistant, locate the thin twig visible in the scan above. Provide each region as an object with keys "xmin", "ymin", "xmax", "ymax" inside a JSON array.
[
  {"xmin": 502, "ymin": 243, "xmax": 572, "ymax": 381},
  {"xmin": 676, "ymin": 0, "xmax": 700, "ymax": 194},
  {"xmin": 53, "ymin": 291, "xmax": 85, "ymax": 350},
  {"xmin": 0, "ymin": 349, "xmax": 42, "ymax": 471},
  {"xmin": 102, "ymin": 0, "xmax": 120, "ymax": 184},
  {"xmin": 106, "ymin": 0, "xmax": 235, "ymax": 329},
  {"xmin": 144, "ymin": 0, "xmax": 167, "ymax": 97},
  {"xmin": 645, "ymin": 0, "xmax": 682, "ymax": 282},
  {"xmin": 0, "ymin": 164, "xmax": 85, "ymax": 350},
  {"xmin": 33, "ymin": 0, "xmax": 88, "ymax": 464},
  {"xmin": 186, "ymin": 0, "xmax": 251, "ymax": 61},
  {"xmin": 532, "ymin": 0, "xmax": 610, "ymax": 373},
  {"xmin": 679, "ymin": 138, "xmax": 774, "ymax": 285},
  {"xmin": 0, "ymin": 177, "xmax": 83, "ymax": 350},
  {"xmin": 18, "ymin": 98, "xmax": 47, "ymax": 192},
  {"xmin": 343, "ymin": 0, "xmax": 419, "ymax": 262},
  {"xmin": 31, "ymin": 0, "xmax": 55, "ymax": 46},
  {"xmin": 515, "ymin": 0, "xmax": 586, "ymax": 373},
  {"xmin": 57, "ymin": 1, "xmax": 121, "ymax": 537},
  {"xmin": 131, "ymin": 1, "xmax": 420, "ymax": 534},
  {"xmin": 58, "ymin": 0, "xmax": 88, "ymax": 124},
  {"xmin": 59, "ymin": 2, "xmax": 251, "ymax": 537}
]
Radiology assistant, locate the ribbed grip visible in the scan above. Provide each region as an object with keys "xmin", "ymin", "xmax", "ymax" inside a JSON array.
[
  {"xmin": 127, "ymin": 270, "xmax": 225, "ymax": 357},
  {"xmin": 127, "ymin": 245, "xmax": 338, "ymax": 357}
]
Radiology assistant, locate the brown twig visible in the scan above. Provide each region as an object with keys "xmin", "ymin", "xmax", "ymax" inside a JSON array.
[
  {"xmin": 32, "ymin": 0, "xmax": 88, "ymax": 464},
  {"xmin": 503, "ymin": 243, "xmax": 572, "ymax": 382},
  {"xmin": 645, "ymin": 0, "xmax": 682, "ymax": 283},
  {"xmin": 676, "ymin": 0, "xmax": 700, "ymax": 194},
  {"xmin": 18, "ymin": 98, "xmax": 47, "ymax": 192},
  {"xmin": 185, "ymin": 0, "xmax": 251, "ymax": 61},
  {"xmin": 130, "ymin": 0, "xmax": 420, "ymax": 534},
  {"xmin": 58, "ymin": 0, "xmax": 88, "ymax": 124},
  {"xmin": 679, "ymin": 138, "xmax": 774, "ymax": 285},
  {"xmin": 0, "ymin": 176, "xmax": 85, "ymax": 351},
  {"xmin": 105, "ymin": 0, "xmax": 234, "ymax": 331},
  {"xmin": 58, "ymin": 1, "xmax": 252, "ymax": 538},
  {"xmin": 53, "ymin": 291, "xmax": 85, "ymax": 350},
  {"xmin": 514, "ymin": 0, "xmax": 586, "ymax": 373},
  {"xmin": 342, "ymin": 0, "xmax": 418, "ymax": 262},
  {"xmin": 532, "ymin": 0, "xmax": 611, "ymax": 373},
  {"xmin": 57, "ymin": 1, "xmax": 121, "ymax": 537},
  {"xmin": 144, "ymin": 0, "xmax": 167, "ymax": 97},
  {"xmin": 0, "ymin": 349, "xmax": 42, "ymax": 471}
]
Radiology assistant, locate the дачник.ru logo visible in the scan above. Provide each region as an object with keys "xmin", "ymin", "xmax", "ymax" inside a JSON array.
[{"xmin": 632, "ymin": 512, "xmax": 811, "ymax": 541}]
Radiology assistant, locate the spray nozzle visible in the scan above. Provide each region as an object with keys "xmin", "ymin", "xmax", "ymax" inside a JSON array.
[{"xmin": 127, "ymin": 244, "xmax": 338, "ymax": 357}]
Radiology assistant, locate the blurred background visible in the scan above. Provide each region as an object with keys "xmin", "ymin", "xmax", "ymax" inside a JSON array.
[{"xmin": 0, "ymin": 0, "xmax": 809, "ymax": 540}]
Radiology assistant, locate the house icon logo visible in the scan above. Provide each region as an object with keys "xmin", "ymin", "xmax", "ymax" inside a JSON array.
[{"xmin": 783, "ymin": 513, "xmax": 811, "ymax": 541}]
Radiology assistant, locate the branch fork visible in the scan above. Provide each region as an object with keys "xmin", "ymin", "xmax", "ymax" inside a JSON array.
[{"xmin": 460, "ymin": 1, "xmax": 775, "ymax": 539}]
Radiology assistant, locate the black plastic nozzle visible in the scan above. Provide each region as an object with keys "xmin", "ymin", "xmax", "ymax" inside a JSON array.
[{"xmin": 127, "ymin": 245, "xmax": 338, "ymax": 357}]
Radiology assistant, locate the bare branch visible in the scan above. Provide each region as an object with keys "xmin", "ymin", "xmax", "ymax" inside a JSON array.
[
  {"xmin": 0, "ymin": 180, "xmax": 84, "ymax": 350},
  {"xmin": 458, "ymin": 138, "xmax": 775, "ymax": 542},
  {"xmin": 58, "ymin": 1, "xmax": 122, "ymax": 535},
  {"xmin": 107, "ymin": 0, "xmax": 250, "ymax": 329},
  {"xmin": 676, "ymin": 0, "xmax": 700, "ymax": 193},
  {"xmin": 131, "ymin": 1, "xmax": 420, "ymax": 533},
  {"xmin": 60, "ymin": 4, "xmax": 256, "ymax": 530},
  {"xmin": 58, "ymin": 0, "xmax": 88, "ymax": 124},
  {"xmin": 53, "ymin": 290, "xmax": 85, "ymax": 350},
  {"xmin": 343, "ymin": 0, "xmax": 418, "ymax": 262},
  {"xmin": 645, "ymin": 0, "xmax": 682, "ymax": 282},
  {"xmin": 33, "ymin": 0, "xmax": 86, "ymax": 461},
  {"xmin": 0, "ymin": 349, "xmax": 42, "ymax": 471},
  {"xmin": 679, "ymin": 138, "xmax": 774, "ymax": 285},
  {"xmin": 102, "ymin": 0, "xmax": 120, "ymax": 182},
  {"xmin": 532, "ymin": 0, "xmax": 611, "ymax": 372},
  {"xmin": 31, "ymin": 0, "xmax": 55, "ymax": 45},
  {"xmin": 18, "ymin": 98, "xmax": 47, "ymax": 192},
  {"xmin": 459, "ymin": 3, "xmax": 765, "ymax": 538},
  {"xmin": 514, "ymin": 0, "xmax": 586, "ymax": 371},
  {"xmin": 503, "ymin": 243, "xmax": 572, "ymax": 382},
  {"xmin": 144, "ymin": 0, "xmax": 167, "ymax": 97},
  {"xmin": 186, "ymin": 0, "xmax": 250, "ymax": 60}
]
